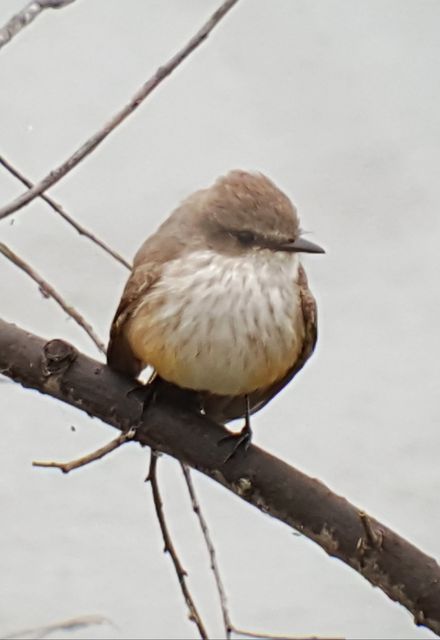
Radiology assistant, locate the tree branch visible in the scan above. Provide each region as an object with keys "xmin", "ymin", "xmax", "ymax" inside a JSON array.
[
  {"xmin": 1, "ymin": 317, "xmax": 440, "ymax": 637},
  {"xmin": 230, "ymin": 629, "xmax": 340, "ymax": 640},
  {"xmin": 0, "ymin": 0, "xmax": 240, "ymax": 221},
  {"xmin": 147, "ymin": 452, "xmax": 209, "ymax": 640},
  {"xmin": 180, "ymin": 462, "xmax": 233, "ymax": 639},
  {"xmin": 0, "ymin": 614, "xmax": 111, "ymax": 640},
  {"xmin": 32, "ymin": 428, "xmax": 135, "ymax": 473},
  {"xmin": 0, "ymin": 0, "xmax": 77, "ymax": 51},
  {"xmin": 0, "ymin": 155, "xmax": 131, "ymax": 270},
  {"xmin": 0, "ymin": 242, "xmax": 106, "ymax": 354},
  {"xmin": 231, "ymin": 627, "xmax": 338, "ymax": 640}
]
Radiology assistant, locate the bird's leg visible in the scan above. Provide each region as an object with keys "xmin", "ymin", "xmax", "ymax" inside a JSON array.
[
  {"xmin": 244, "ymin": 394, "xmax": 252, "ymax": 433},
  {"xmin": 219, "ymin": 395, "xmax": 253, "ymax": 463},
  {"xmin": 126, "ymin": 376, "xmax": 158, "ymax": 422},
  {"xmin": 128, "ymin": 376, "xmax": 202, "ymax": 424}
]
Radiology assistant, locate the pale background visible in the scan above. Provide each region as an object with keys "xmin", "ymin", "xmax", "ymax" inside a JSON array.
[{"xmin": 1, "ymin": 1, "xmax": 439, "ymax": 639}]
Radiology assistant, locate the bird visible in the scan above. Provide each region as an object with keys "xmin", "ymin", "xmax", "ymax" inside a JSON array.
[{"xmin": 107, "ymin": 170, "xmax": 324, "ymax": 455}]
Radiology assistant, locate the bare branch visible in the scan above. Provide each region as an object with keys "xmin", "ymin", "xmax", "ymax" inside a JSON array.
[
  {"xmin": 0, "ymin": 614, "xmax": 111, "ymax": 640},
  {"xmin": 181, "ymin": 462, "xmax": 233, "ymax": 638},
  {"xmin": 230, "ymin": 627, "xmax": 342, "ymax": 640},
  {"xmin": 0, "ymin": 0, "xmax": 240, "ymax": 221},
  {"xmin": 0, "ymin": 0, "xmax": 77, "ymax": 51},
  {"xmin": 147, "ymin": 451, "xmax": 209, "ymax": 640},
  {"xmin": 181, "ymin": 464, "xmax": 335, "ymax": 640},
  {"xmin": 33, "ymin": 428, "xmax": 135, "ymax": 473},
  {"xmin": 0, "ymin": 155, "xmax": 131, "ymax": 270},
  {"xmin": 0, "ymin": 242, "xmax": 106, "ymax": 354},
  {"xmin": 1, "ymin": 319, "xmax": 440, "ymax": 637}
]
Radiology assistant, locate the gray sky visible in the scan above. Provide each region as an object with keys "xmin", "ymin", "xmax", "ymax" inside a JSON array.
[{"xmin": 1, "ymin": 1, "xmax": 439, "ymax": 638}]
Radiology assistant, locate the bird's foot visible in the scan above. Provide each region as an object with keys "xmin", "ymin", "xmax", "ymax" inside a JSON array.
[
  {"xmin": 126, "ymin": 381, "xmax": 157, "ymax": 422},
  {"xmin": 218, "ymin": 394, "xmax": 252, "ymax": 463},
  {"xmin": 218, "ymin": 422, "xmax": 252, "ymax": 463},
  {"xmin": 128, "ymin": 377, "xmax": 201, "ymax": 422}
]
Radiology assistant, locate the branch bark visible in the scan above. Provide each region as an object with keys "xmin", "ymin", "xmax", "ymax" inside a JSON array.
[{"xmin": 1, "ymin": 317, "xmax": 439, "ymax": 637}]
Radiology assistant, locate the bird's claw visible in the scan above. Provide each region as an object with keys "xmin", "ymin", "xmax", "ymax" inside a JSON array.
[
  {"xmin": 126, "ymin": 382, "xmax": 156, "ymax": 420},
  {"xmin": 218, "ymin": 424, "xmax": 252, "ymax": 463}
]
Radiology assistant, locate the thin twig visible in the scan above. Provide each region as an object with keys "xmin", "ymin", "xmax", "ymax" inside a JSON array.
[
  {"xmin": 0, "ymin": 0, "xmax": 77, "ymax": 51},
  {"xmin": 181, "ymin": 464, "xmax": 338, "ymax": 640},
  {"xmin": 0, "ymin": 0, "xmax": 240, "ymax": 221},
  {"xmin": 181, "ymin": 462, "xmax": 232, "ymax": 638},
  {"xmin": 180, "ymin": 466, "xmax": 334, "ymax": 640},
  {"xmin": 0, "ymin": 614, "xmax": 111, "ymax": 640},
  {"xmin": 147, "ymin": 451, "xmax": 209, "ymax": 640},
  {"xmin": 33, "ymin": 428, "xmax": 136, "ymax": 473},
  {"xmin": 0, "ymin": 155, "xmax": 131, "ymax": 270},
  {"xmin": 230, "ymin": 628, "xmax": 342, "ymax": 640},
  {"xmin": 0, "ymin": 242, "xmax": 106, "ymax": 354}
]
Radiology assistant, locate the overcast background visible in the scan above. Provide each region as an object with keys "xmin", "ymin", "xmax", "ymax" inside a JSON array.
[{"xmin": 1, "ymin": 1, "xmax": 439, "ymax": 638}]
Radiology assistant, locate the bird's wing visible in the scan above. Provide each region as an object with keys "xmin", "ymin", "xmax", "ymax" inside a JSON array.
[
  {"xmin": 107, "ymin": 262, "xmax": 162, "ymax": 377},
  {"xmin": 203, "ymin": 264, "xmax": 318, "ymax": 423}
]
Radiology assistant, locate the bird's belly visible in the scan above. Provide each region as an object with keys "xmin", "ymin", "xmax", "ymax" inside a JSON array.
[{"xmin": 125, "ymin": 250, "xmax": 305, "ymax": 395}]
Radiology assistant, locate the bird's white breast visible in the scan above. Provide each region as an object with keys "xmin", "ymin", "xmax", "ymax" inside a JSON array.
[{"xmin": 127, "ymin": 249, "xmax": 305, "ymax": 395}]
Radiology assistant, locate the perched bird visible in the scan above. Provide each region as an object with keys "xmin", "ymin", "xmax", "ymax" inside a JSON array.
[{"xmin": 108, "ymin": 170, "xmax": 324, "ymax": 453}]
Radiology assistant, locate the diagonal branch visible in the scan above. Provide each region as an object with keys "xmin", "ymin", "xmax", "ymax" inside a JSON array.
[
  {"xmin": 0, "ymin": 614, "xmax": 111, "ymax": 640},
  {"xmin": 0, "ymin": 0, "xmax": 240, "ymax": 221},
  {"xmin": 147, "ymin": 452, "xmax": 209, "ymax": 640},
  {"xmin": 181, "ymin": 466, "xmax": 339, "ymax": 640},
  {"xmin": 181, "ymin": 462, "xmax": 233, "ymax": 638},
  {"xmin": 0, "ymin": 0, "xmax": 77, "ymax": 51},
  {"xmin": 230, "ymin": 629, "xmax": 341, "ymax": 640},
  {"xmin": 1, "ymin": 318, "xmax": 440, "ymax": 636},
  {"xmin": 0, "ymin": 243, "xmax": 105, "ymax": 354},
  {"xmin": 0, "ymin": 155, "xmax": 131, "ymax": 270}
]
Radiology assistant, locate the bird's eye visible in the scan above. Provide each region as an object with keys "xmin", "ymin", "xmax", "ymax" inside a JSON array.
[{"xmin": 235, "ymin": 230, "xmax": 257, "ymax": 245}]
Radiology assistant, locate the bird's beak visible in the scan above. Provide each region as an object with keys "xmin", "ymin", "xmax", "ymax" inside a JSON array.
[{"xmin": 279, "ymin": 236, "xmax": 325, "ymax": 254}]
